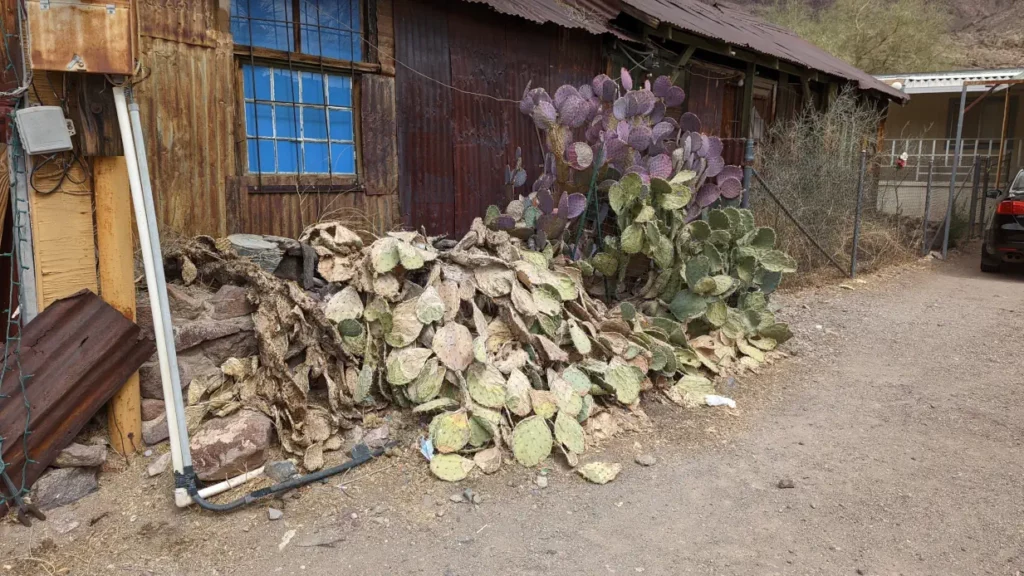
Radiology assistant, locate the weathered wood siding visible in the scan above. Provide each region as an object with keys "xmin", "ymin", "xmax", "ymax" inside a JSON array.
[
  {"xmin": 395, "ymin": 0, "xmax": 605, "ymax": 236},
  {"xmin": 134, "ymin": 34, "xmax": 235, "ymax": 237}
]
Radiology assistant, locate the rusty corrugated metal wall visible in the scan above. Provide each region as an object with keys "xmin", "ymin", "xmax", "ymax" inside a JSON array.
[{"xmin": 395, "ymin": 0, "xmax": 604, "ymax": 236}]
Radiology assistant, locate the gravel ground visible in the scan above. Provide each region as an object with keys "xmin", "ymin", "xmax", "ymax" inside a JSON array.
[{"xmin": 3, "ymin": 249, "xmax": 1023, "ymax": 575}]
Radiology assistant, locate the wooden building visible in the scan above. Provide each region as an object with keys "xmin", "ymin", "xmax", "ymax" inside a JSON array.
[{"xmin": 4, "ymin": 0, "xmax": 906, "ymax": 255}]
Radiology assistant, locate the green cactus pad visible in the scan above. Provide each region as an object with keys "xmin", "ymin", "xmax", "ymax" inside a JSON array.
[{"xmin": 511, "ymin": 416, "xmax": 554, "ymax": 467}]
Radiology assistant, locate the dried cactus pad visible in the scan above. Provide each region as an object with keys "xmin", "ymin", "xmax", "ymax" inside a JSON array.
[
  {"xmin": 512, "ymin": 415, "xmax": 553, "ymax": 467},
  {"xmin": 430, "ymin": 454, "xmax": 475, "ymax": 482},
  {"xmin": 577, "ymin": 462, "xmax": 622, "ymax": 484}
]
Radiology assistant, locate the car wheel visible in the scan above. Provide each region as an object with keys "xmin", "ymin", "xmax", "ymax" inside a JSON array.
[{"xmin": 981, "ymin": 247, "xmax": 1001, "ymax": 273}]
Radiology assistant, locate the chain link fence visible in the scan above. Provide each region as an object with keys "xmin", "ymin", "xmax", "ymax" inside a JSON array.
[{"xmin": 0, "ymin": 131, "xmax": 42, "ymax": 525}]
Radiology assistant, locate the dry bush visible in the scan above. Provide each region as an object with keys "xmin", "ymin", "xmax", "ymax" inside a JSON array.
[{"xmin": 753, "ymin": 90, "xmax": 918, "ymax": 278}]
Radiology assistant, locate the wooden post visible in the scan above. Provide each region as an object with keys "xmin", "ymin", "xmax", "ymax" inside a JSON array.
[
  {"xmin": 994, "ymin": 86, "xmax": 1011, "ymax": 191},
  {"xmin": 740, "ymin": 62, "xmax": 756, "ymax": 139},
  {"xmin": 94, "ymin": 156, "xmax": 142, "ymax": 456}
]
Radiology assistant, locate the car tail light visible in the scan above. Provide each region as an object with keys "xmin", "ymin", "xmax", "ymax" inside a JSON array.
[{"xmin": 996, "ymin": 200, "xmax": 1024, "ymax": 215}]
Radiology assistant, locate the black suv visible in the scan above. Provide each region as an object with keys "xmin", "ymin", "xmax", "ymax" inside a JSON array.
[{"xmin": 981, "ymin": 169, "xmax": 1024, "ymax": 273}]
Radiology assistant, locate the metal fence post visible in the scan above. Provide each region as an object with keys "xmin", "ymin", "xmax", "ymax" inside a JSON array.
[
  {"xmin": 979, "ymin": 158, "xmax": 990, "ymax": 236},
  {"xmin": 741, "ymin": 137, "xmax": 754, "ymax": 209},
  {"xmin": 850, "ymin": 149, "xmax": 867, "ymax": 278},
  {"xmin": 968, "ymin": 156, "xmax": 980, "ymax": 238},
  {"xmin": 943, "ymin": 85, "xmax": 968, "ymax": 259},
  {"xmin": 922, "ymin": 159, "xmax": 933, "ymax": 256}
]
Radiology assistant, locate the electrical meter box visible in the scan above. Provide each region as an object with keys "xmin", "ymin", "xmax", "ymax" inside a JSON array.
[
  {"xmin": 15, "ymin": 106, "xmax": 75, "ymax": 155},
  {"xmin": 27, "ymin": 0, "xmax": 137, "ymax": 74}
]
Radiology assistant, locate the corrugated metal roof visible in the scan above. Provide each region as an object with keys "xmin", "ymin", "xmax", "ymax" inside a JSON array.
[
  {"xmin": 876, "ymin": 68, "xmax": 1024, "ymax": 94},
  {"xmin": 462, "ymin": 0, "xmax": 620, "ymax": 36},
  {"xmin": 463, "ymin": 0, "xmax": 907, "ymax": 102}
]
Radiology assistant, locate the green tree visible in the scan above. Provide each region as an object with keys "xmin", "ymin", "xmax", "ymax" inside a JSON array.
[{"xmin": 761, "ymin": 0, "xmax": 952, "ymax": 73}]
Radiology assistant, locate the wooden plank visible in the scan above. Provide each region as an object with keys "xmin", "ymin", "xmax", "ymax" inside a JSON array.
[
  {"xmin": 94, "ymin": 157, "xmax": 142, "ymax": 456},
  {"xmin": 360, "ymin": 75, "xmax": 399, "ymax": 196},
  {"xmin": 740, "ymin": 62, "xmax": 756, "ymax": 139},
  {"xmin": 25, "ymin": 72, "xmax": 98, "ymax": 311},
  {"xmin": 134, "ymin": 36, "xmax": 233, "ymax": 237},
  {"xmin": 27, "ymin": 178, "xmax": 98, "ymax": 310},
  {"xmin": 377, "ymin": 0, "xmax": 396, "ymax": 76},
  {"xmin": 67, "ymin": 74, "xmax": 124, "ymax": 157}
]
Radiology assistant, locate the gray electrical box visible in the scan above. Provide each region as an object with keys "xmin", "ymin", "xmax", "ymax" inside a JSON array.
[{"xmin": 15, "ymin": 106, "xmax": 74, "ymax": 155}]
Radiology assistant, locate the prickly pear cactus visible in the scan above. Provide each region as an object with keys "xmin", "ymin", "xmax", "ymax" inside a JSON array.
[{"xmin": 511, "ymin": 416, "xmax": 554, "ymax": 467}]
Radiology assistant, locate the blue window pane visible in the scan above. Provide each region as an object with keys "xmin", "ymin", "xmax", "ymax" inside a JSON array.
[
  {"xmin": 301, "ymin": 28, "xmax": 357, "ymax": 61},
  {"xmin": 304, "ymin": 142, "xmax": 330, "ymax": 173},
  {"xmin": 247, "ymin": 139, "xmax": 258, "ymax": 173},
  {"xmin": 248, "ymin": 139, "xmax": 275, "ymax": 173},
  {"xmin": 331, "ymin": 143, "xmax": 355, "ymax": 174},
  {"xmin": 329, "ymin": 109, "xmax": 353, "ymax": 141},
  {"xmin": 243, "ymin": 65, "xmax": 272, "ymax": 100},
  {"xmin": 302, "ymin": 106, "xmax": 328, "ymax": 140},
  {"xmin": 276, "ymin": 105, "xmax": 297, "ymax": 138},
  {"xmin": 300, "ymin": 71, "xmax": 324, "ymax": 105},
  {"xmin": 246, "ymin": 103, "xmax": 273, "ymax": 137},
  {"xmin": 278, "ymin": 141, "xmax": 299, "ymax": 173},
  {"xmin": 272, "ymin": 68, "xmax": 297, "ymax": 102},
  {"xmin": 231, "ymin": 17, "xmax": 250, "ymax": 45},
  {"xmin": 327, "ymin": 75, "xmax": 351, "ymax": 107},
  {"xmin": 245, "ymin": 0, "xmax": 293, "ymax": 51},
  {"xmin": 251, "ymin": 21, "xmax": 293, "ymax": 52}
]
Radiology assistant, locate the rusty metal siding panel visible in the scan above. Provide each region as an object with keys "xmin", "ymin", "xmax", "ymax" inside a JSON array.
[
  {"xmin": 396, "ymin": 0, "xmax": 604, "ymax": 236},
  {"xmin": 134, "ymin": 35, "xmax": 234, "ymax": 237},
  {"xmin": 622, "ymin": 0, "xmax": 905, "ymax": 102},
  {"xmin": 395, "ymin": 0, "xmax": 456, "ymax": 235},
  {"xmin": 0, "ymin": 291, "xmax": 155, "ymax": 515},
  {"xmin": 456, "ymin": 0, "xmax": 903, "ymax": 102},
  {"xmin": 462, "ymin": 0, "xmax": 620, "ymax": 35},
  {"xmin": 687, "ymin": 71, "xmax": 727, "ymax": 136},
  {"xmin": 448, "ymin": 7, "xmax": 509, "ymax": 234},
  {"xmin": 138, "ymin": 0, "xmax": 219, "ymax": 47}
]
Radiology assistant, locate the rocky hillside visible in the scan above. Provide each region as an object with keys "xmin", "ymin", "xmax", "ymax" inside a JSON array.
[{"xmin": 740, "ymin": 0, "xmax": 1022, "ymax": 70}]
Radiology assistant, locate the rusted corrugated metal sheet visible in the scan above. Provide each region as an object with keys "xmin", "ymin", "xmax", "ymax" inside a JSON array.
[
  {"xmin": 464, "ymin": 0, "xmax": 620, "ymax": 36},
  {"xmin": 622, "ymin": 0, "xmax": 906, "ymax": 102},
  {"xmin": 460, "ymin": 0, "xmax": 905, "ymax": 102},
  {"xmin": 0, "ymin": 291, "xmax": 155, "ymax": 515},
  {"xmin": 134, "ymin": 34, "xmax": 234, "ymax": 237},
  {"xmin": 398, "ymin": 0, "xmax": 604, "ymax": 236},
  {"xmin": 395, "ymin": 0, "xmax": 456, "ymax": 235}
]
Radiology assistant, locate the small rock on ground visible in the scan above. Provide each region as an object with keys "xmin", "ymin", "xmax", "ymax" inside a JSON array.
[
  {"xmin": 142, "ymin": 414, "xmax": 169, "ymax": 446},
  {"xmin": 54, "ymin": 443, "xmax": 107, "ymax": 468},
  {"xmin": 777, "ymin": 478, "xmax": 796, "ymax": 489},
  {"xmin": 147, "ymin": 453, "xmax": 172, "ymax": 477},
  {"xmin": 265, "ymin": 460, "xmax": 298, "ymax": 483},
  {"xmin": 268, "ymin": 507, "xmax": 283, "ymax": 521},
  {"xmin": 31, "ymin": 467, "xmax": 99, "ymax": 511},
  {"xmin": 449, "ymin": 493, "xmax": 465, "ymax": 503},
  {"xmin": 634, "ymin": 454, "xmax": 657, "ymax": 467},
  {"xmin": 535, "ymin": 476, "xmax": 548, "ymax": 489},
  {"xmin": 141, "ymin": 398, "xmax": 165, "ymax": 421}
]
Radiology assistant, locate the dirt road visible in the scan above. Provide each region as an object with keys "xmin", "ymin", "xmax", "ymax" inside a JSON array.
[{"xmin": 3, "ymin": 251, "xmax": 1023, "ymax": 575}]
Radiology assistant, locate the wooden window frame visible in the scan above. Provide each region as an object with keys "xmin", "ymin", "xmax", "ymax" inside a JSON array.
[{"xmin": 231, "ymin": 0, "xmax": 380, "ymax": 193}]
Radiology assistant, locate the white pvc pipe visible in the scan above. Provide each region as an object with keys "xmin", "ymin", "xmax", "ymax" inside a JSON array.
[
  {"xmin": 112, "ymin": 87, "xmax": 192, "ymax": 507},
  {"xmin": 177, "ymin": 467, "xmax": 266, "ymax": 506}
]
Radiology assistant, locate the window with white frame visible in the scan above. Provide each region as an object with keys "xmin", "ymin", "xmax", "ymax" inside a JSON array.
[
  {"xmin": 243, "ymin": 65, "xmax": 356, "ymax": 174},
  {"xmin": 231, "ymin": 0, "xmax": 363, "ymax": 179}
]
